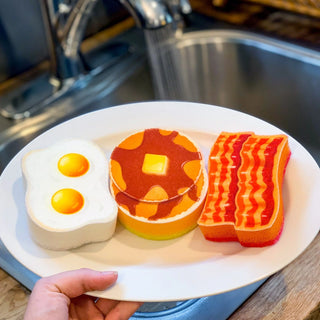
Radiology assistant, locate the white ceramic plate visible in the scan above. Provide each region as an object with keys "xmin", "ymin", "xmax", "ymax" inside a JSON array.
[{"xmin": 0, "ymin": 101, "xmax": 319, "ymax": 302}]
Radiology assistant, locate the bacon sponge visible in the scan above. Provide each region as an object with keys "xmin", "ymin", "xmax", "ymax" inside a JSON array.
[{"xmin": 198, "ymin": 132, "xmax": 291, "ymax": 247}]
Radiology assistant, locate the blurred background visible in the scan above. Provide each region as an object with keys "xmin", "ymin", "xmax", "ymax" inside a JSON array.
[{"xmin": 2, "ymin": 0, "xmax": 320, "ymax": 85}]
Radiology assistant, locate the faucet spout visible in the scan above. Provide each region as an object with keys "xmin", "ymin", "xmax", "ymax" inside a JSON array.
[
  {"xmin": 119, "ymin": 0, "xmax": 173, "ymax": 29},
  {"xmin": 41, "ymin": 0, "xmax": 179, "ymax": 80},
  {"xmin": 42, "ymin": 0, "xmax": 191, "ymax": 80}
]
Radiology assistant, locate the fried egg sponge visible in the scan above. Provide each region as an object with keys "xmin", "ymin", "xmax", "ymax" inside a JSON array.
[{"xmin": 22, "ymin": 138, "xmax": 117, "ymax": 250}]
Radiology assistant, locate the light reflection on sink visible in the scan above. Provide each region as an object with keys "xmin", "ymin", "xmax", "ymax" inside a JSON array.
[{"xmin": 0, "ymin": 15, "xmax": 319, "ymax": 320}]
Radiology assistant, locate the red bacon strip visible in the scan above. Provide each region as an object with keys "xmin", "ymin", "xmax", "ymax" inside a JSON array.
[
  {"xmin": 198, "ymin": 132, "xmax": 291, "ymax": 247},
  {"xmin": 198, "ymin": 132, "xmax": 252, "ymax": 241},
  {"xmin": 235, "ymin": 135, "xmax": 290, "ymax": 246}
]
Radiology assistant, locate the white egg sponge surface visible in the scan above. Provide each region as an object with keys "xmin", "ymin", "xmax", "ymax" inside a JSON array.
[{"xmin": 22, "ymin": 138, "xmax": 117, "ymax": 250}]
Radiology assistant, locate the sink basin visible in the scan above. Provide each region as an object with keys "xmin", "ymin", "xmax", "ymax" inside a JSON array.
[
  {"xmin": 149, "ymin": 28, "xmax": 320, "ymax": 164},
  {"xmin": 0, "ymin": 13, "xmax": 319, "ymax": 320}
]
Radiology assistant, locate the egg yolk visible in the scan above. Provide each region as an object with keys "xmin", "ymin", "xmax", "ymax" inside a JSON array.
[
  {"xmin": 51, "ymin": 188, "xmax": 84, "ymax": 214},
  {"xmin": 58, "ymin": 153, "xmax": 89, "ymax": 177}
]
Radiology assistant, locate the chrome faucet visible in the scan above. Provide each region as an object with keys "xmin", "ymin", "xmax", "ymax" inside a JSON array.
[
  {"xmin": 41, "ymin": 0, "xmax": 101, "ymax": 80},
  {"xmin": 43, "ymin": 0, "xmax": 190, "ymax": 80},
  {"xmin": 0, "ymin": 0, "xmax": 191, "ymax": 119}
]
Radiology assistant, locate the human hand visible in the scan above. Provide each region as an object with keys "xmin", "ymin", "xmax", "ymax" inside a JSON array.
[{"xmin": 24, "ymin": 268, "xmax": 143, "ymax": 320}]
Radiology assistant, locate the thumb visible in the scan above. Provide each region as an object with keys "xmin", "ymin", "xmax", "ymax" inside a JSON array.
[{"xmin": 43, "ymin": 268, "xmax": 118, "ymax": 298}]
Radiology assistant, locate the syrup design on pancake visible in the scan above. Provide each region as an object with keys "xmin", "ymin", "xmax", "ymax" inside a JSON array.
[{"xmin": 110, "ymin": 128, "xmax": 203, "ymax": 203}]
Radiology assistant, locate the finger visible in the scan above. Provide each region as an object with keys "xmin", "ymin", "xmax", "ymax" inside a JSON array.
[
  {"xmin": 70, "ymin": 295, "xmax": 104, "ymax": 320},
  {"xmin": 105, "ymin": 301, "xmax": 144, "ymax": 320},
  {"xmin": 44, "ymin": 268, "xmax": 118, "ymax": 298},
  {"xmin": 95, "ymin": 298, "xmax": 119, "ymax": 315}
]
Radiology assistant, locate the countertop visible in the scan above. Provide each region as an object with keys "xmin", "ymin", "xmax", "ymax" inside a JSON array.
[{"xmin": 1, "ymin": 1, "xmax": 320, "ymax": 319}]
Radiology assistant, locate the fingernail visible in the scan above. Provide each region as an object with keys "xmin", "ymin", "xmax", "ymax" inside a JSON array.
[{"xmin": 101, "ymin": 271, "xmax": 118, "ymax": 277}]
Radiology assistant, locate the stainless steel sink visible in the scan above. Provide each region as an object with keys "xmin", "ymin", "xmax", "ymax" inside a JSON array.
[
  {"xmin": 149, "ymin": 29, "xmax": 320, "ymax": 164},
  {"xmin": 0, "ymin": 13, "xmax": 320, "ymax": 320}
]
